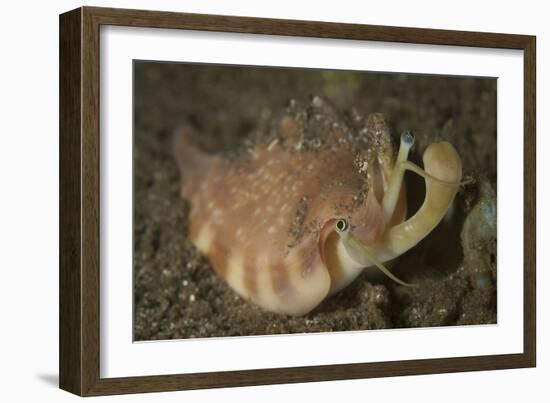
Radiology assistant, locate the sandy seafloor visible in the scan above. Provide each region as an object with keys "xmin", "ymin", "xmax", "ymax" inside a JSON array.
[{"xmin": 133, "ymin": 62, "xmax": 497, "ymax": 340}]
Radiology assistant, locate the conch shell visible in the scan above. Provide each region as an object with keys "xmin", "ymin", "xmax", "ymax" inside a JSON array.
[{"xmin": 174, "ymin": 100, "xmax": 462, "ymax": 315}]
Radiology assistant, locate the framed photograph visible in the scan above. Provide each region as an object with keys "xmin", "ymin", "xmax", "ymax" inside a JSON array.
[{"xmin": 59, "ymin": 6, "xmax": 536, "ymax": 396}]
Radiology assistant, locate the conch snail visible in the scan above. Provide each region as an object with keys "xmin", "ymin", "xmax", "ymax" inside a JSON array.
[{"xmin": 174, "ymin": 103, "xmax": 462, "ymax": 316}]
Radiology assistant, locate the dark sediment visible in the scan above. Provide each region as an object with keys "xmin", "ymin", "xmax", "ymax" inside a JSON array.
[{"xmin": 134, "ymin": 62, "xmax": 497, "ymax": 340}]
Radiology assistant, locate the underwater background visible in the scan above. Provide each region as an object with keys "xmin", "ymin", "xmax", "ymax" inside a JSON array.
[{"xmin": 133, "ymin": 61, "xmax": 497, "ymax": 340}]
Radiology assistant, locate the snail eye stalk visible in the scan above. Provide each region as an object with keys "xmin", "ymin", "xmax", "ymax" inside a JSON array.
[{"xmin": 335, "ymin": 219, "xmax": 349, "ymax": 233}]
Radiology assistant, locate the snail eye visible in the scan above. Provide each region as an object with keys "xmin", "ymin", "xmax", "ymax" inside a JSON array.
[
  {"xmin": 335, "ymin": 219, "xmax": 349, "ymax": 233},
  {"xmin": 401, "ymin": 130, "xmax": 415, "ymax": 146}
]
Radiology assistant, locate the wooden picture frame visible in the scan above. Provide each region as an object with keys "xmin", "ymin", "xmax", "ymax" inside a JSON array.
[{"xmin": 59, "ymin": 6, "xmax": 536, "ymax": 396}]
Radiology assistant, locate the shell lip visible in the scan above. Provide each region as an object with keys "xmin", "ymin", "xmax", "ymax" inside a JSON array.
[{"xmin": 318, "ymin": 218, "xmax": 338, "ymax": 264}]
